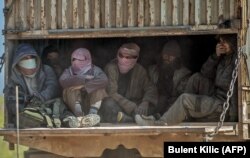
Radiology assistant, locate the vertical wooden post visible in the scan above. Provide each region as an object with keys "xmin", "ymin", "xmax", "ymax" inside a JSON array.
[
  {"xmin": 62, "ymin": 0, "xmax": 68, "ymax": 29},
  {"xmin": 206, "ymin": 0, "xmax": 212, "ymax": 25},
  {"xmin": 183, "ymin": 0, "xmax": 189, "ymax": 25},
  {"xmin": 138, "ymin": 0, "xmax": 144, "ymax": 27},
  {"xmin": 94, "ymin": 0, "xmax": 100, "ymax": 28},
  {"xmin": 173, "ymin": 0, "xmax": 178, "ymax": 25},
  {"xmin": 51, "ymin": 0, "xmax": 57, "ymax": 29}
]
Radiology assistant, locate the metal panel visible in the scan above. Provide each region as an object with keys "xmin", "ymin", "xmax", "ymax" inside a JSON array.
[{"xmin": 4, "ymin": 0, "xmax": 241, "ymax": 34}]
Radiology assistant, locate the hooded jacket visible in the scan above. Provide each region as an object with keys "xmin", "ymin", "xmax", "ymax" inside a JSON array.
[{"xmin": 5, "ymin": 44, "xmax": 59, "ymax": 102}]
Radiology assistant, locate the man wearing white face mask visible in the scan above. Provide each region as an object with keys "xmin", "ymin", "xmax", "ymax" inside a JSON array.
[
  {"xmin": 99, "ymin": 43, "xmax": 158, "ymax": 123},
  {"xmin": 4, "ymin": 43, "xmax": 60, "ymax": 124}
]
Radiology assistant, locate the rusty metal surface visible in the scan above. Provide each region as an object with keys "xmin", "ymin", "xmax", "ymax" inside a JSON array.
[{"xmin": 4, "ymin": 0, "xmax": 241, "ymax": 32}]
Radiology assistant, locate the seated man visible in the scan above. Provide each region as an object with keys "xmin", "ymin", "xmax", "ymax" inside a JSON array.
[
  {"xmin": 148, "ymin": 40, "xmax": 192, "ymax": 115},
  {"xmin": 41, "ymin": 45, "xmax": 65, "ymax": 78},
  {"xmin": 4, "ymin": 43, "xmax": 60, "ymax": 126},
  {"xmin": 59, "ymin": 48, "xmax": 108, "ymax": 126},
  {"xmin": 136, "ymin": 34, "xmax": 238, "ymax": 125},
  {"xmin": 100, "ymin": 43, "xmax": 158, "ymax": 123}
]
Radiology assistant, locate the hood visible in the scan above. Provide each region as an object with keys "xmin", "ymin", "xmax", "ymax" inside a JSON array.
[{"xmin": 12, "ymin": 43, "xmax": 41, "ymax": 70}]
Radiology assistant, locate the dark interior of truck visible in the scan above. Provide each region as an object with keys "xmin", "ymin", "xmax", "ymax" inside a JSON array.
[
  {"xmin": 20, "ymin": 34, "xmax": 224, "ymax": 72},
  {"xmin": 16, "ymin": 33, "xmax": 238, "ymax": 124}
]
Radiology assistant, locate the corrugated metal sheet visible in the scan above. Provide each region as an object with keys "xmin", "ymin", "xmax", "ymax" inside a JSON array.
[{"xmin": 5, "ymin": 0, "xmax": 241, "ymax": 31}]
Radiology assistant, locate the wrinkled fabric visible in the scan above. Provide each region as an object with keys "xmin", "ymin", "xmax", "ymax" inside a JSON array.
[
  {"xmin": 7, "ymin": 43, "xmax": 59, "ymax": 101},
  {"xmin": 148, "ymin": 64, "xmax": 192, "ymax": 114},
  {"xmin": 199, "ymin": 53, "xmax": 237, "ymax": 121},
  {"xmin": 104, "ymin": 59, "xmax": 158, "ymax": 115},
  {"xmin": 117, "ymin": 44, "xmax": 139, "ymax": 73},
  {"xmin": 159, "ymin": 52, "xmax": 237, "ymax": 123},
  {"xmin": 18, "ymin": 58, "xmax": 37, "ymax": 69},
  {"xmin": 117, "ymin": 54, "xmax": 137, "ymax": 74},
  {"xmin": 60, "ymin": 65, "xmax": 108, "ymax": 93},
  {"xmin": 5, "ymin": 44, "xmax": 60, "ymax": 124},
  {"xmin": 71, "ymin": 48, "xmax": 92, "ymax": 74}
]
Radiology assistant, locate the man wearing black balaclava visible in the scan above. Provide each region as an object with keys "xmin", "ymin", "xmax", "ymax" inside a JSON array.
[{"xmin": 148, "ymin": 40, "xmax": 192, "ymax": 115}]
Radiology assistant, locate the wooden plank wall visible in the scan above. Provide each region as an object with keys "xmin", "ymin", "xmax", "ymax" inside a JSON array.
[{"xmin": 5, "ymin": 0, "xmax": 240, "ymax": 31}]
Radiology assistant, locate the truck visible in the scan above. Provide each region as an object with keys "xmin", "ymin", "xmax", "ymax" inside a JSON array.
[{"xmin": 0, "ymin": 0, "xmax": 250, "ymax": 157}]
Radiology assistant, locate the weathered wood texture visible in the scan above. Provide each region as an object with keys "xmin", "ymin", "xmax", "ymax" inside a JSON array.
[
  {"xmin": 0, "ymin": 123, "xmax": 238, "ymax": 157},
  {"xmin": 4, "ymin": 0, "xmax": 241, "ymax": 31}
]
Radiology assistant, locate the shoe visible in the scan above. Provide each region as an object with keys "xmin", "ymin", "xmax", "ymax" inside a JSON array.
[
  {"xmin": 117, "ymin": 112, "xmax": 134, "ymax": 123},
  {"xmin": 62, "ymin": 116, "xmax": 80, "ymax": 128},
  {"xmin": 135, "ymin": 114, "xmax": 155, "ymax": 126},
  {"xmin": 79, "ymin": 114, "xmax": 100, "ymax": 127},
  {"xmin": 135, "ymin": 114, "xmax": 167, "ymax": 126}
]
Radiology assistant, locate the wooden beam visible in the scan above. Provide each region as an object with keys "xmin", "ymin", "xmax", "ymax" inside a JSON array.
[
  {"xmin": 128, "ymin": 0, "xmax": 134, "ymax": 27},
  {"xmin": 206, "ymin": 0, "xmax": 212, "ymax": 25},
  {"xmin": 195, "ymin": 0, "xmax": 201, "ymax": 26},
  {"xmin": 73, "ymin": 0, "xmax": 79, "ymax": 29},
  {"xmin": 94, "ymin": 0, "xmax": 100, "ymax": 28},
  {"xmin": 173, "ymin": 0, "xmax": 178, "ymax": 26},
  {"xmin": 84, "ymin": 0, "xmax": 90, "ymax": 28},
  {"xmin": 219, "ymin": 0, "xmax": 224, "ymax": 17},
  {"xmin": 51, "ymin": 0, "xmax": 57, "ymax": 29},
  {"xmin": 5, "ymin": 28, "xmax": 238, "ymax": 40},
  {"xmin": 149, "ymin": 0, "xmax": 155, "ymax": 26},
  {"xmin": 41, "ymin": 0, "xmax": 46, "ymax": 30},
  {"xmin": 138, "ymin": 0, "xmax": 144, "ymax": 27},
  {"xmin": 183, "ymin": 0, "xmax": 189, "ymax": 25},
  {"xmin": 20, "ymin": 0, "xmax": 27, "ymax": 30},
  {"xmin": 62, "ymin": 0, "xmax": 68, "ymax": 29},
  {"xmin": 29, "ymin": 0, "xmax": 35, "ymax": 30},
  {"xmin": 116, "ymin": 0, "xmax": 123, "ymax": 27},
  {"xmin": 105, "ymin": 0, "xmax": 111, "ymax": 27}
]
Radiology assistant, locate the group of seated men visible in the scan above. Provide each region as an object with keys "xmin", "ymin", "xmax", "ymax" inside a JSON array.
[{"xmin": 4, "ymin": 34, "xmax": 238, "ymax": 128}]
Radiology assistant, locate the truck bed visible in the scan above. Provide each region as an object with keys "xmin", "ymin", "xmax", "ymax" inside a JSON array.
[{"xmin": 0, "ymin": 123, "xmax": 239, "ymax": 157}]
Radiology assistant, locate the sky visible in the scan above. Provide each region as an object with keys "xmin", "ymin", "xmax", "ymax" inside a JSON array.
[{"xmin": 0, "ymin": 1, "xmax": 4, "ymax": 95}]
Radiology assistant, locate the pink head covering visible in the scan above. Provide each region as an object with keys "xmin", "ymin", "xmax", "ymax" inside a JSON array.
[
  {"xmin": 117, "ymin": 43, "xmax": 140, "ymax": 74},
  {"xmin": 71, "ymin": 48, "xmax": 92, "ymax": 74}
]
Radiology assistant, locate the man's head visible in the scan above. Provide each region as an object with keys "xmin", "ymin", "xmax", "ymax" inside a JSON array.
[
  {"xmin": 216, "ymin": 35, "xmax": 237, "ymax": 55},
  {"xmin": 42, "ymin": 45, "xmax": 60, "ymax": 65},
  {"xmin": 161, "ymin": 40, "xmax": 181, "ymax": 65},
  {"xmin": 71, "ymin": 48, "xmax": 92, "ymax": 74},
  {"xmin": 15, "ymin": 44, "xmax": 39, "ymax": 77},
  {"xmin": 117, "ymin": 43, "xmax": 140, "ymax": 74}
]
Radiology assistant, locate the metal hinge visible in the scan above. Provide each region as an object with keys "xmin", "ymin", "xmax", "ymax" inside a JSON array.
[{"xmin": 0, "ymin": 53, "xmax": 5, "ymax": 73}]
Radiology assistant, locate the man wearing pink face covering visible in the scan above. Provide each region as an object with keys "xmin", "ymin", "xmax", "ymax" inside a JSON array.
[
  {"xmin": 59, "ymin": 48, "xmax": 108, "ymax": 126},
  {"xmin": 99, "ymin": 43, "xmax": 158, "ymax": 123}
]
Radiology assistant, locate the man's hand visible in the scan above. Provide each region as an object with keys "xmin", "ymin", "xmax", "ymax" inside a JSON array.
[
  {"xmin": 216, "ymin": 43, "xmax": 227, "ymax": 57},
  {"xmin": 135, "ymin": 101, "xmax": 149, "ymax": 115}
]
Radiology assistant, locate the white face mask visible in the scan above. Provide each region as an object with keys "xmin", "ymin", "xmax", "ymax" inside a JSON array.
[{"xmin": 18, "ymin": 58, "xmax": 37, "ymax": 69}]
